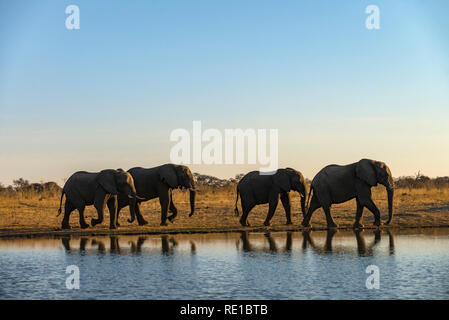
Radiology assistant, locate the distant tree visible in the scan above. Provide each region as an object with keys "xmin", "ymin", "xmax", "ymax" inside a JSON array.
[{"xmin": 13, "ymin": 178, "xmax": 30, "ymax": 191}]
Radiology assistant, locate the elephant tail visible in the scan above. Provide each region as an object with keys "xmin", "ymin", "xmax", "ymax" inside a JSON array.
[
  {"xmin": 305, "ymin": 186, "xmax": 313, "ymax": 212},
  {"xmin": 57, "ymin": 191, "xmax": 65, "ymax": 216},
  {"xmin": 234, "ymin": 186, "xmax": 240, "ymax": 217}
]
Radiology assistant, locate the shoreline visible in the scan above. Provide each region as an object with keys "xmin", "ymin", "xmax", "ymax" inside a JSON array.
[{"xmin": 1, "ymin": 223, "xmax": 449, "ymax": 239}]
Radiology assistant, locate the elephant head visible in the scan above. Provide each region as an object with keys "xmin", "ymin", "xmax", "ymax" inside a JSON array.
[
  {"xmin": 273, "ymin": 168, "xmax": 307, "ymax": 217},
  {"xmin": 158, "ymin": 164, "xmax": 196, "ymax": 217},
  {"xmin": 355, "ymin": 159, "xmax": 394, "ymax": 224},
  {"xmin": 97, "ymin": 169, "xmax": 140, "ymax": 223}
]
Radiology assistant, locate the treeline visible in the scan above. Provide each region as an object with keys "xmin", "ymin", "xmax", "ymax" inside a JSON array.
[
  {"xmin": 194, "ymin": 172, "xmax": 449, "ymax": 191},
  {"xmin": 394, "ymin": 173, "xmax": 449, "ymax": 190},
  {"xmin": 1, "ymin": 172, "xmax": 448, "ymax": 197},
  {"xmin": 0, "ymin": 178, "xmax": 61, "ymax": 197}
]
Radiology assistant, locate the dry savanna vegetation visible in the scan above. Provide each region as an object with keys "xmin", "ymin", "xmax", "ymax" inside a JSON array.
[{"xmin": 1, "ymin": 173, "xmax": 449, "ymax": 237}]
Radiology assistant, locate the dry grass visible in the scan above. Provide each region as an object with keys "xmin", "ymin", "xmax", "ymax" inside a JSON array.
[{"xmin": 0, "ymin": 183, "xmax": 449, "ymax": 238}]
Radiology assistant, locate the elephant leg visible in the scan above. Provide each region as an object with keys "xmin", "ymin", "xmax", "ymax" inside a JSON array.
[
  {"xmin": 301, "ymin": 195, "xmax": 321, "ymax": 227},
  {"xmin": 280, "ymin": 192, "xmax": 292, "ymax": 225},
  {"xmin": 107, "ymin": 196, "xmax": 118, "ymax": 229},
  {"xmin": 61, "ymin": 200, "xmax": 75, "ymax": 229},
  {"xmin": 264, "ymin": 193, "xmax": 279, "ymax": 226},
  {"xmin": 115, "ymin": 199, "xmax": 122, "ymax": 226},
  {"xmin": 363, "ymin": 198, "xmax": 382, "ymax": 226},
  {"xmin": 353, "ymin": 199, "xmax": 364, "ymax": 229},
  {"xmin": 92, "ymin": 190, "xmax": 108, "ymax": 227},
  {"xmin": 136, "ymin": 204, "xmax": 148, "ymax": 226},
  {"xmin": 135, "ymin": 203, "xmax": 148, "ymax": 226},
  {"xmin": 116, "ymin": 205, "xmax": 121, "ymax": 226},
  {"xmin": 322, "ymin": 205, "xmax": 338, "ymax": 229},
  {"xmin": 240, "ymin": 202, "xmax": 255, "ymax": 227},
  {"xmin": 159, "ymin": 190, "xmax": 170, "ymax": 226},
  {"xmin": 167, "ymin": 192, "xmax": 178, "ymax": 222},
  {"xmin": 78, "ymin": 206, "xmax": 89, "ymax": 229}
]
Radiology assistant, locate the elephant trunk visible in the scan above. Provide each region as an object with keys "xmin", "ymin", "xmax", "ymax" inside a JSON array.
[
  {"xmin": 298, "ymin": 182, "xmax": 307, "ymax": 218},
  {"xmin": 386, "ymin": 187, "xmax": 394, "ymax": 225},
  {"xmin": 127, "ymin": 194, "xmax": 137, "ymax": 223},
  {"xmin": 189, "ymin": 188, "xmax": 195, "ymax": 217},
  {"xmin": 300, "ymin": 195, "xmax": 306, "ymax": 218}
]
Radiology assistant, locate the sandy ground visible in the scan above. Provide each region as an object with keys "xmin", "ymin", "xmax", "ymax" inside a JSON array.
[{"xmin": 0, "ymin": 186, "xmax": 448, "ymax": 238}]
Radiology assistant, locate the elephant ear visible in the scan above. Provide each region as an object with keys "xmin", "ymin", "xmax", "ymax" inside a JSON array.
[
  {"xmin": 356, "ymin": 159, "xmax": 377, "ymax": 186},
  {"xmin": 97, "ymin": 170, "xmax": 118, "ymax": 195},
  {"xmin": 158, "ymin": 165, "xmax": 178, "ymax": 188},
  {"xmin": 273, "ymin": 169, "xmax": 291, "ymax": 193}
]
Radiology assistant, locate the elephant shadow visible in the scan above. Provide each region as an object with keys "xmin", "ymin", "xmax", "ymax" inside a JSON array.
[{"xmin": 301, "ymin": 229, "xmax": 395, "ymax": 256}]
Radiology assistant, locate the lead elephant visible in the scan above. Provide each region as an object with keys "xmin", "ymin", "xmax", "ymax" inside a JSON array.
[
  {"xmin": 234, "ymin": 168, "xmax": 307, "ymax": 227},
  {"xmin": 58, "ymin": 169, "xmax": 141, "ymax": 229},
  {"xmin": 114, "ymin": 164, "xmax": 196, "ymax": 226},
  {"xmin": 301, "ymin": 159, "xmax": 394, "ymax": 229}
]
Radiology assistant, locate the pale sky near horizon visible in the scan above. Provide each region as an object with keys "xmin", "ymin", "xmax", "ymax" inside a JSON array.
[{"xmin": 1, "ymin": 0, "xmax": 449, "ymax": 186}]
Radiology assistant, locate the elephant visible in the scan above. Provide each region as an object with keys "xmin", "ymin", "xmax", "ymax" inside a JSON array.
[
  {"xmin": 57, "ymin": 169, "xmax": 141, "ymax": 229},
  {"xmin": 234, "ymin": 168, "xmax": 307, "ymax": 227},
  {"xmin": 113, "ymin": 164, "xmax": 196, "ymax": 226},
  {"xmin": 301, "ymin": 159, "xmax": 394, "ymax": 229}
]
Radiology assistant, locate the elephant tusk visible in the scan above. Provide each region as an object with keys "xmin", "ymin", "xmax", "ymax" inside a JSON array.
[
  {"xmin": 128, "ymin": 194, "xmax": 146, "ymax": 200},
  {"xmin": 189, "ymin": 188, "xmax": 196, "ymax": 192}
]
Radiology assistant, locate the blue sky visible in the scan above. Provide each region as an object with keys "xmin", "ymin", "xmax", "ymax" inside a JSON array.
[{"xmin": 1, "ymin": 0, "xmax": 448, "ymax": 185}]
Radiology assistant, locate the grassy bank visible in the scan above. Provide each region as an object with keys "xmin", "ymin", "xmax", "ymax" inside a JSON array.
[{"xmin": 1, "ymin": 182, "xmax": 449, "ymax": 238}]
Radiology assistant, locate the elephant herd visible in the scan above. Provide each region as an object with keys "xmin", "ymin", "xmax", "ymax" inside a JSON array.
[{"xmin": 58, "ymin": 159, "xmax": 394, "ymax": 230}]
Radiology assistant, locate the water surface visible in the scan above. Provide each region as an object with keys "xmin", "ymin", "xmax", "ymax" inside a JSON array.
[{"xmin": 0, "ymin": 229, "xmax": 448, "ymax": 299}]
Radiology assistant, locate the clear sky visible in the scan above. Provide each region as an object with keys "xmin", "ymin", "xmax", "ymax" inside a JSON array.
[{"xmin": 1, "ymin": 0, "xmax": 448, "ymax": 186}]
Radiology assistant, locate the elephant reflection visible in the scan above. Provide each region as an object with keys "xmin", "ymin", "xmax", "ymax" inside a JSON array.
[
  {"xmin": 302, "ymin": 229, "xmax": 395, "ymax": 256},
  {"xmin": 160, "ymin": 235, "xmax": 178, "ymax": 254},
  {"xmin": 128, "ymin": 237, "xmax": 148, "ymax": 253},
  {"xmin": 160, "ymin": 236, "xmax": 197, "ymax": 255},
  {"xmin": 62, "ymin": 236, "xmax": 122, "ymax": 253},
  {"xmin": 237, "ymin": 231, "xmax": 293, "ymax": 253},
  {"xmin": 301, "ymin": 229, "xmax": 337, "ymax": 253},
  {"xmin": 61, "ymin": 236, "xmax": 89, "ymax": 252},
  {"xmin": 61, "ymin": 235, "xmax": 195, "ymax": 255},
  {"xmin": 88, "ymin": 237, "xmax": 121, "ymax": 253}
]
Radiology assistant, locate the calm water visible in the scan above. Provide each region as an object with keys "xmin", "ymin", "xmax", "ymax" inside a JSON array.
[{"xmin": 0, "ymin": 229, "xmax": 448, "ymax": 299}]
